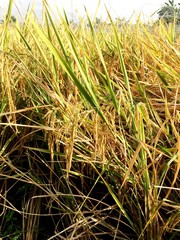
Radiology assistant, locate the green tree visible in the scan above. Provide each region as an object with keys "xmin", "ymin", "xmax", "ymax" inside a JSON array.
[
  {"xmin": 6, "ymin": 14, "xmax": 16, "ymax": 23},
  {"xmin": 158, "ymin": 0, "xmax": 180, "ymax": 23},
  {"xmin": 10, "ymin": 15, "xmax": 16, "ymax": 23}
]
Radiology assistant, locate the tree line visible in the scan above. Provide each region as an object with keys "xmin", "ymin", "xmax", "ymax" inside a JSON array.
[{"xmin": 1, "ymin": 0, "xmax": 180, "ymax": 25}]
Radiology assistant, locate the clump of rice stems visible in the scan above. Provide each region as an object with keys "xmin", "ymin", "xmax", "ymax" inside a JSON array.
[{"xmin": 0, "ymin": 0, "xmax": 180, "ymax": 239}]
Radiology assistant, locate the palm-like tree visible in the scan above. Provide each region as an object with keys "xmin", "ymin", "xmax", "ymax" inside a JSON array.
[{"xmin": 158, "ymin": 0, "xmax": 180, "ymax": 23}]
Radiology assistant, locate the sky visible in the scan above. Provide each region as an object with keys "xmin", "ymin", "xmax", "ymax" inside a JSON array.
[{"xmin": 0, "ymin": 0, "xmax": 179, "ymax": 22}]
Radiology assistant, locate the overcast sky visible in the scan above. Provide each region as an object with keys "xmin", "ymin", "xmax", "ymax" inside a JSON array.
[{"xmin": 0, "ymin": 0, "xmax": 179, "ymax": 22}]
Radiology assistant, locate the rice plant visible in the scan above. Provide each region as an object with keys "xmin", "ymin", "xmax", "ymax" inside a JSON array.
[{"xmin": 0, "ymin": 0, "xmax": 179, "ymax": 239}]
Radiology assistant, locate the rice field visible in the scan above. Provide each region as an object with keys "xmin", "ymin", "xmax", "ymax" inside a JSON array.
[{"xmin": 0, "ymin": 1, "xmax": 180, "ymax": 239}]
